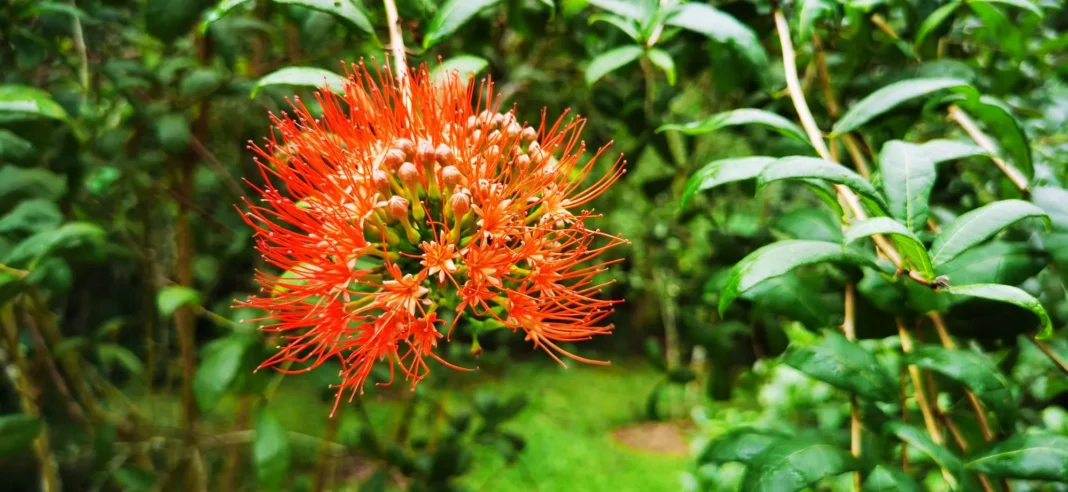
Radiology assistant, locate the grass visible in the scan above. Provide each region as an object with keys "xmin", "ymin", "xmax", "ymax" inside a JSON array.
[{"xmin": 129, "ymin": 359, "xmax": 690, "ymax": 490}]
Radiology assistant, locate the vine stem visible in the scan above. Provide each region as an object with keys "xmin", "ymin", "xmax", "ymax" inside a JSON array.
[
  {"xmin": 772, "ymin": 10, "xmax": 902, "ymax": 268},
  {"xmin": 383, "ymin": 0, "xmax": 411, "ymax": 113},
  {"xmin": 843, "ymin": 284, "xmax": 862, "ymax": 491}
]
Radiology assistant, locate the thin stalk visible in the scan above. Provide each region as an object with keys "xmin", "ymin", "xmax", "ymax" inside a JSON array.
[
  {"xmin": 843, "ymin": 283, "xmax": 862, "ymax": 491},
  {"xmin": 928, "ymin": 313, "xmax": 995, "ymax": 442},
  {"xmin": 383, "ymin": 0, "xmax": 410, "ymax": 112},
  {"xmin": 1030, "ymin": 336, "xmax": 1068, "ymax": 376},
  {"xmin": 947, "ymin": 104, "xmax": 1029, "ymax": 192},
  {"xmin": 897, "ymin": 319, "xmax": 956, "ymax": 485}
]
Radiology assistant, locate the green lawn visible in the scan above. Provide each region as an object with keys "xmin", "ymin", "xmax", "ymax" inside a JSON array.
[{"xmin": 131, "ymin": 359, "xmax": 690, "ymax": 490}]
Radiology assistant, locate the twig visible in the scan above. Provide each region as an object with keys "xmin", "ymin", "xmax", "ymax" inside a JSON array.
[
  {"xmin": 843, "ymin": 283, "xmax": 862, "ymax": 491},
  {"xmin": 812, "ymin": 34, "xmax": 873, "ymax": 180},
  {"xmin": 1030, "ymin": 336, "xmax": 1068, "ymax": 376},
  {"xmin": 947, "ymin": 105, "xmax": 1030, "ymax": 193},
  {"xmin": 773, "ymin": 10, "xmax": 903, "ymax": 267},
  {"xmin": 928, "ymin": 313, "xmax": 996, "ymax": 442},
  {"xmin": 382, "ymin": 0, "xmax": 410, "ymax": 112},
  {"xmin": 70, "ymin": 0, "xmax": 89, "ymax": 102},
  {"xmin": 897, "ymin": 319, "xmax": 956, "ymax": 486},
  {"xmin": 190, "ymin": 137, "xmax": 244, "ymax": 200}
]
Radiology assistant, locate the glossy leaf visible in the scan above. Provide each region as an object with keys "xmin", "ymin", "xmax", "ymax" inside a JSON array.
[
  {"xmin": 771, "ymin": 208, "xmax": 842, "ymax": 243},
  {"xmin": 254, "ymin": 407, "xmax": 291, "ymax": 490},
  {"xmin": 930, "ymin": 199, "xmax": 1049, "ymax": 267},
  {"xmin": 194, "ymin": 335, "xmax": 252, "ymax": 410},
  {"xmin": 863, "ymin": 465, "xmax": 923, "ymax": 492},
  {"xmin": 1031, "ymin": 186, "xmax": 1068, "ymax": 231},
  {"xmin": 589, "ymin": 13, "xmax": 641, "ymax": 41},
  {"xmin": 783, "ymin": 330, "xmax": 898, "ymax": 402},
  {"xmin": 585, "ymin": 45, "xmax": 643, "ymax": 86},
  {"xmin": 587, "ymin": 0, "xmax": 654, "ymax": 22},
  {"xmin": 967, "ymin": 432, "xmax": 1068, "ymax": 481},
  {"xmin": 200, "ymin": 0, "xmax": 252, "ymax": 31},
  {"xmin": 935, "ymin": 241, "xmax": 1044, "ymax": 287},
  {"xmin": 915, "ymin": 139, "xmax": 987, "ymax": 164},
  {"xmin": 157, "ymin": 286, "xmax": 202, "ymax": 317},
  {"xmin": 698, "ymin": 428, "xmax": 786, "ymax": 465},
  {"xmin": 887, "ymin": 423, "xmax": 967, "ymax": 490},
  {"xmin": 251, "ymin": 67, "xmax": 348, "ymax": 97},
  {"xmin": 969, "ymin": 0, "xmax": 1043, "ymax": 17},
  {"xmin": 844, "ymin": 217, "xmax": 933, "ymax": 279},
  {"xmin": 957, "ymin": 95, "xmax": 1032, "ymax": 179},
  {"xmin": 796, "ymin": 0, "xmax": 837, "ymax": 40},
  {"xmin": 646, "ymin": 49, "xmax": 676, "ymax": 86},
  {"xmin": 0, "ymin": 414, "xmax": 43, "ymax": 457},
  {"xmin": 878, "ymin": 141, "xmax": 936, "ymax": 230},
  {"xmin": 906, "ymin": 344, "xmax": 1015, "ymax": 430},
  {"xmin": 275, "ymin": 0, "xmax": 373, "ymax": 34},
  {"xmin": 680, "ymin": 157, "xmax": 774, "ymax": 207},
  {"xmin": 743, "ymin": 274, "xmax": 833, "ymax": 329},
  {"xmin": 664, "ymin": 3, "xmax": 768, "ymax": 78},
  {"xmin": 430, "ymin": 55, "xmax": 489, "ymax": 83},
  {"xmin": 741, "ymin": 438, "xmax": 859, "ymax": 492},
  {"xmin": 915, "ymin": 1, "xmax": 961, "ymax": 47},
  {"xmin": 659, "ymin": 109, "xmax": 808, "ymax": 144},
  {"xmin": 719, "ymin": 240, "xmax": 877, "ymax": 314},
  {"xmin": 0, "ymin": 85, "xmax": 70, "ymax": 122},
  {"xmin": 423, "ymin": 0, "xmax": 501, "ymax": 49},
  {"xmin": 831, "ymin": 78, "xmax": 970, "ymax": 135},
  {"xmin": 3, "ymin": 222, "xmax": 106, "ymax": 269},
  {"xmin": 0, "ymin": 199, "xmax": 63, "ymax": 235},
  {"xmin": 0, "ymin": 166, "xmax": 66, "ymax": 209},
  {"xmin": 758, "ymin": 157, "xmax": 888, "ymax": 212},
  {"xmin": 946, "ymin": 283, "xmax": 1053, "ymax": 338}
]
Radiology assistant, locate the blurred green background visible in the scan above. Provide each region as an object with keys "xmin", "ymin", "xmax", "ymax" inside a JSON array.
[{"xmin": 3, "ymin": 0, "xmax": 1068, "ymax": 491}]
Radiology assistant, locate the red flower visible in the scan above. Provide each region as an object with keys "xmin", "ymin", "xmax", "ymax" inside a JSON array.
[{"xmin": 238, "ymin": 61, "xmax": 627, "ymax": 408}]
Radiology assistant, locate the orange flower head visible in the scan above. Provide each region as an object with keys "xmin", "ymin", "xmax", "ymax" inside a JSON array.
[{"xmin": 237, "ymin": 61, "xmax": 628, "ymax": 407}]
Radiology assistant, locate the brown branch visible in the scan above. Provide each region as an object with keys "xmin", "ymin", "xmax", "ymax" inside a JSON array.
[
  {"xmin": 947, "ymin": 105, "xmax": 1030, "ymax": 193},
  {"xmin": 843, "ymin": 284, "xmax": 862, "ymax": 491}
]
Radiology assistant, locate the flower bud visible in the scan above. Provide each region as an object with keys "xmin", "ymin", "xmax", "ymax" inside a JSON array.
[
  {"xmin": 416, "ymin": 139, "xmax": 436, "ymax": 166},
  {"xmin": 372, "ymin": 169, "xmax": 391, "ymax": 194},
  {"xmin": 488, "ymin": 130, "xmax": 501, "ymax": 143},
  {"xmin": 515, "ymin": 154, "xmax": 531, "ymax": 169},
  {"xmin": 394, "ymin": 138, "xmax": 415, "ymax": 158},
  {"xmin": 466, "ymin": 115, "xmax": 478, "ymax": 129},
  {"xmin": 521, "ymin": 126, "xmax": 538, "ymax": 144},
  {"xmin": 398, "ymin": 162, "xmax": 420, "ymax": 187},
  {"xmin": 505, "ymin": 122, "xmax": 521, "ymax": 140},
  {"xmin": 441, "ymin": 166, "xmax": 464, "ymax": 189},
  {"xmin": 471, "ymin": 129, "xmax": 482, "ymax": 142},
  {"xmin": 485, "ymin": 144, "xmax": 501, "ymax": 163},
  {"xmin": 382, "ymin": 148, "xmax": 405, "ymax": 169},
  {"xmin": 387, "ymin": 195, "xmax": 409, "ymax": 218},
  {"xmin": 448, "ymin": 192, "xmax": 470, "ymax": 218},
  {"xmin": 435, "ymin": 143, "xmax": 454, "ymax": 166},
  {"xmin": 491, "ymin": 113, "xmax": 505, "ymax": 128}
]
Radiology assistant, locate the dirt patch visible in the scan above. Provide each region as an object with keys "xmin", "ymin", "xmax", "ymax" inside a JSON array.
[{"xmin": 611, "ymin": 420, "xmax": 692, "ymax": 456}]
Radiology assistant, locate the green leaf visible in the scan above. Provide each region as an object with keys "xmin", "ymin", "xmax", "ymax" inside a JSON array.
[
  {"xmin": 719, "ymin": 240, "xmax": 877, "ymax": 314},
  {"xmin": 194, "ymin": 335, "xmax": 252, "ymax": 410},
  {"xmin": 4, "ymin": 222, "xmax": 106, "ymax": 269},
  {"xmin": 796, "ymin": 0, "xmax": 838, "ymax": 40},
  {"xmin": 157, "ymin": 286, "xmax": 202, "ymax": 317},
  {"xmin": 0, "ymin": 167, "xmax": 66, "ymax": 210},
  {"xmin": 957, "ymin": 95, "xmax": 1032, "ymax": 180},
  {"xmin": 758, "ymin": 157, "xmax": 888, "ymax": 212},
  {"xmin": 179, "ymin": 68, "xmax": 224, "ymax": 98},
  {"xmin": 658, "ymin": 109, "xmax": 808, "ymax": 145},
  {"xmin": 589, "ymin": 13, "xmax": 642, "ymax": 41},
  {"xmin": 0, "ymin": 130, "xmax": 36, "ymax": 161},
  {"xmin": 0, "ymin": 414, "xmax": 43, "ymax": 456},
  {"xmin": 585, "ymin": 45, "xmax": 644, "ymax": 86},
  {"xmin": 200, "ymin": 0, "xmax": 253, "ymax": 31},
  {"xmin": 743, "ymin": 274, "xmax": 832, "ymax": 330},
  {"xmin": 275, "ymin": 0, "xmax": 374, "ymax": 34},
  {"xmin": 0, "ymin": 199, "xmax": 61, "ymax": 235},
  {"xmin": 587, "ymin": 0, "xmax": 655, "ymax": 22},
  {"xmin": 254, "ymin": 407, "xmax": 291, "ymax": 490},
  {"xmin": 967, "ymin": 0, "xmax": 1043, "ymax": 17},
  {"xmin": 145, "ymin": 0, "xmax": 206, "ymax": 43},
  {"xmin": 967, "ymin": 432, "xmax": 1068, "ymax": 481},
  {"xmin": 252, "ymin": 67, "xmax": 348, "ymax": 97},
  {"xmin": 930, "ymin": 200, "xmax": 1049, "ymax": 267},
  {"xmin": 906, "ymin": 345, "xmax": 1015, "ymax": 431},
  {"xmin": 423, "ymin": 0, "xmax": 501, "ymax": 49},
  {"xmin": 887, "ymin": 422, "xmax": 967, "ymax": 490},
  {"xmin": 844, "ymin": 217, "xmax": 933, "ymax": 278},
  {"xmin": 771, "ymin": 208, "xmax": 842, "ymax": 242},
  {"xmin": 935, "ymin": 241, "xmax": 1044, "ymax": 287},
  {"xmin": 97, "ymin": 344, "xmax": 145, "ymax": 375},
  {"xmin": 0, "ymin": 85, "xmax": 70, "ymax": 122},
  {"xmin": 429, "ymin": 55, "xmax": 489, "ymax": 83},
  {"xmin": 914, "ymin": 139, "xmax": 987, "ymax": 164},
  {"xmin": 664, "ymin": 3, "xmax": 769, "ymax": 81},
  {"xmin": 878, "ymin": 141, "xmax": 936, "ymax": 231},
  {"xmin": 783, "ymin": 330, "xmax": 898, "ymax": 402},
  {"xmin": 946, "ymin": 284, "xmax": 1053, "ymax": 338},
  {"xmin": 698, "ymin": 428, "xmax": 787, "ymax": 465},
  {"xmin": 741, "ymin": 438, "xmax": 859, "ymax": 492},
  {"xmin": 155, "ymin": 113, "xmax": 192, "ymax": 154},
  {"xmin": 646, "ymin": 49, "xmax": 676, "ymax": 86},
  {"xmin": 1031, "ymin": 186, "xmax": 1068, "ymax": 231},
  {"xmin": 863, "ymin": 465, "xmax": 923, "ymax": 492},
  {"xmin": 831, "ymin": 78, "xmax": 971, "ymax": 135},
  {"xmin": 915, "ymin": 1, "xmax": 961, "ymax": 47}
]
